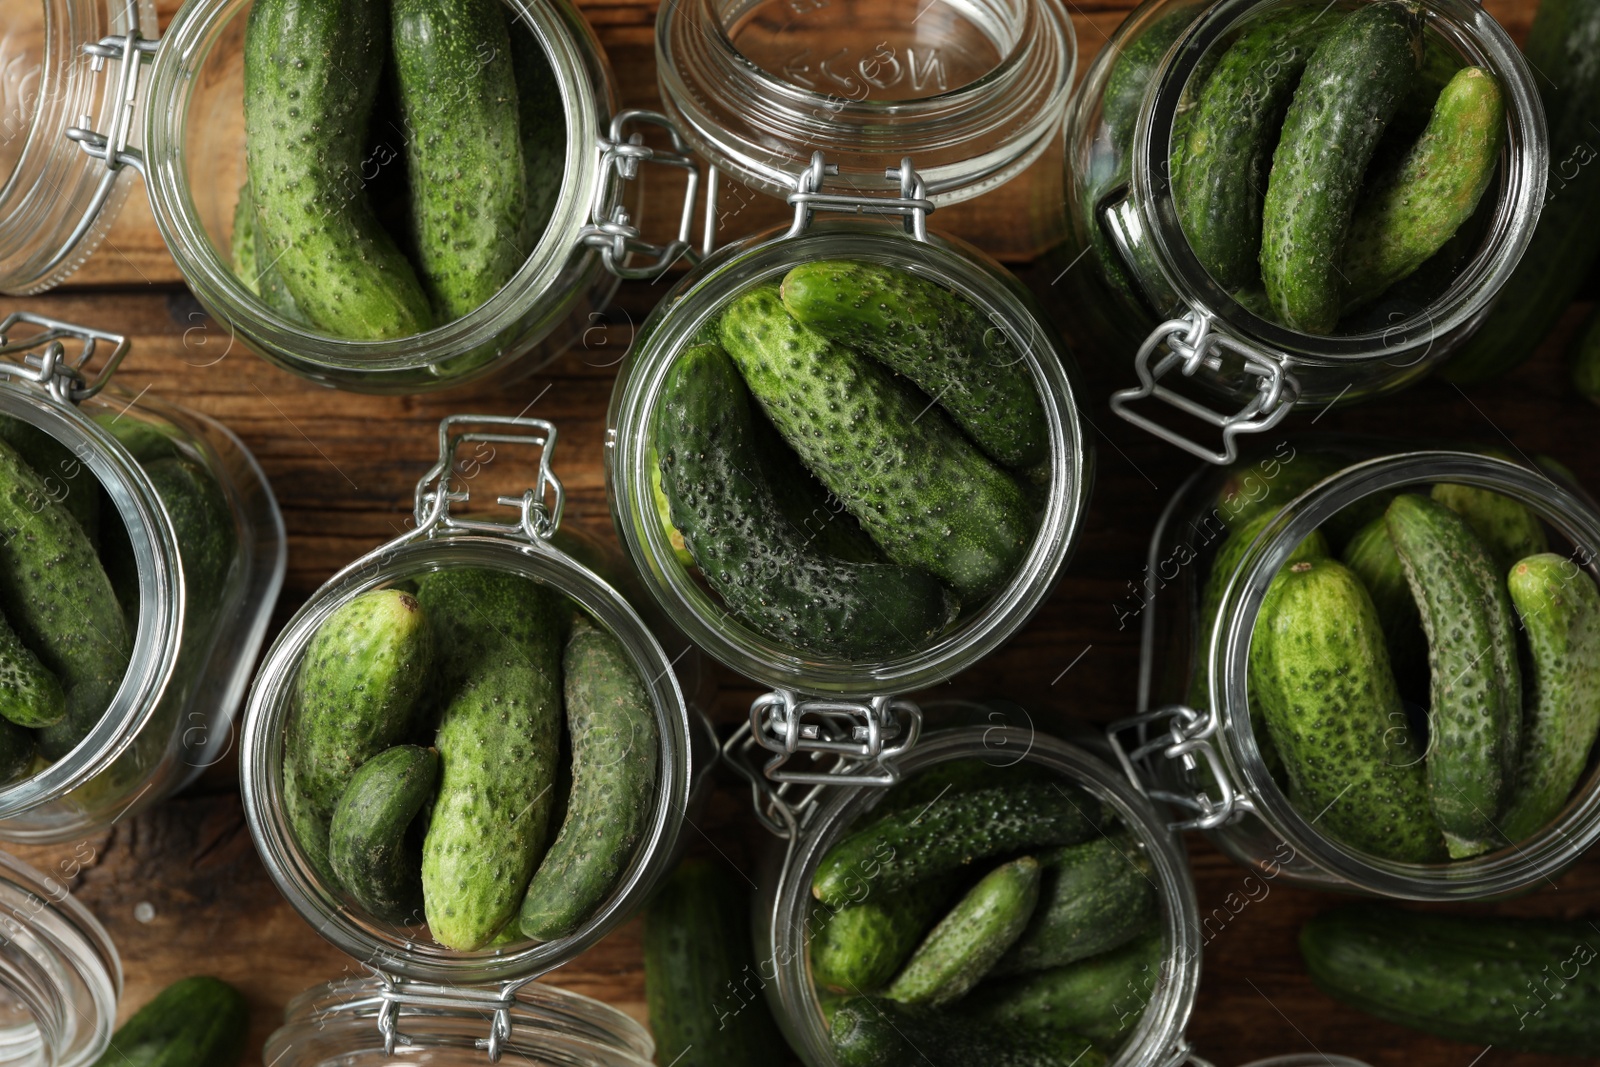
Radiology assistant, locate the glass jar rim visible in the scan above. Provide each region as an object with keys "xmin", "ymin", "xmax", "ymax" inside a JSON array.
[
  {"xmin": 655, "ymin": 0, "xmax": 1077, "ymax": 203},
  {"xmin": 606, "ymin": 220, "xmax": 1091, "ymax": 697},
  {"xmin": 1214, "ymin": 450, "xmax": 1600, "ymax": 898},
  {"xmin": 240, "ymin": 532, "xmax": 693, "ymax": 985},
  {"xmin": 1124, "ymin": 0, "xmax": 1547, "ymax": 364}
]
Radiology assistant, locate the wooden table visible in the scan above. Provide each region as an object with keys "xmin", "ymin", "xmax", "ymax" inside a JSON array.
[{"xmin": 10, "ymin": 0, "xmax": 1596, "ymax": 1064}]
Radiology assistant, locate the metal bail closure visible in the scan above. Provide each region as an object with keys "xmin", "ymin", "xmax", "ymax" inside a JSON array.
[
  {"xmin": 411, "ymin": 414, "xmax": 565, "ymax": 543},
  {"xmin": 582, "ymin": 109, "xmax": 706, "ymax": 280},
  {"xmin": 374, "ymin": 977, "xmax": 527, "ymax": 1062},
  {"xmin": 784, "ymin": 152, "xmax": 935, "ymax": 241},
  {"xmin": 723, "ymin": 691, "xmax": 923, "ymax": 838},
  {"xmin": 0, "ymin": 310, "xmax": 131, "ymax": 405},
  {"xmin": 1110, "ymin": 312, "xmax": 1299, "ymax": 466},
  {"xmin": 1106, "ymin": 703, "xmax": 1252, "ymax": 832}
]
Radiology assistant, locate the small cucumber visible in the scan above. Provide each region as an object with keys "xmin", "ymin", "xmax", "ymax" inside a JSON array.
[
  {"xmin": 870, "ymin": 758, "xmax": 1054, "ymax": 821},
  {"xmin": 719, "ymin": 285, "xmax": 1034, "ymax": 600},
  {"xmin": 230, "ymin": 183, "xmax": 305, "ymax": 323},
  {"xmin": 1259, "ymin": 2, "xmax": 1419, "ymax": 333},
  {"xmin": 811, "ymin": 874, "xmax": 961, "ymax": 993},
  {"xmin": 1248, "ymin": 558, "xmax": 1445, "ymax": 862},
  {"xmin": 88, "ymin": 976, "xmax": 248, "ymax": 1067},
  {"xmin": 1301, "ymin": 905, "xmax": 1600, "ymax": 1055},
  {"xmin": 657, "ymin": 342, "xmax": 955, "ymax": 658},
  {"xmin": 1341, "ymin": 67, "xmax": 1505, "ymax": 309},
  {"xmin": 288, "ymin": 589, "xmax": 434, "ymax": 822},
  {"xmin": 1386, "ymin": 494, "xmax": 1522, "ymax": 857},
  {"xmin": 519, "ymin": 617, "xmax": 659, "ymax": 941},
  {"xmin": 392, "ymin": 0, "xmax": 528, "ymax": 320},
  {"xmin": 1175, "ymin": 7, "xmax": 1340, "ymax": 290},
  {"xmin": 328, "ymin": 744, "xmax": 438, "ymax": 925},
  {"xmin": 1340, "ymin": 514, "xmax": 1427, "ymax": 695},
  {"xmin": 1429, "ymin": 482, "xmax": 1548, "ymax": 572},
  {"xmin": 0, "ymin": 416, "xmax": 99, "ymax": 548},
  {"xmin": 1500, "ymin": 554, "xmax": 1600, "ymax": 840},
  {"xmin": 244, "ymin": 0, "xmax": 433, "ymax": 339},
  {"xmin": 419, "ymin": 568, "xmax": 563, "ymax": 950},
  {"xmin": 963, "ymin": 929, "xmax": 1164, "ymax": 1048},
  {"xmin": 779, "ymin": 261, "xmax": 1048, "ymax": 468},
  {"xmin": 831, "ymin": 996, "xmax": 1105, "ymax": 1067},
  {"xmin": 0, "ymin": 604, "xmax": 64, "ymax": 728},
  {"xmin": 812, "ymin": 781, "xmax": 1102, "ymax": 908},
  {"xmin": 994, "ymin": 833, "xmax": 1157, "ymax": 976},
  {"xmin": 146, "ymin": 457, "xmax": 237, "ymax": 628},
  {"xmin": 644, "ymin": 860, "xmax": 782, "ymax": 1067},
  {"xmin": 886, "ymin": 857, "xmax": 1041, "ymax": 1007},
  {"xmin": 0, "ymin": 438, "xmax": 129, "ymax": 751}
]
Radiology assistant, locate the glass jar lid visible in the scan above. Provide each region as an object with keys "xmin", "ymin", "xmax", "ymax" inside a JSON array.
[{"xmin": 657, "ymin": 0, "xmax": 1076, "ymax": 202}]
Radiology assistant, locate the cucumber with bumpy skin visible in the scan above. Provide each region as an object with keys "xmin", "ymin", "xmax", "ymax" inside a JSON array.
[
  {"xmin": 328, "ymin": 744, "xmax": 438, "ymax": 924},
  {"xmin": 1429, "ymin": 482, "xmax": 1548, "ymax": 573},
  {"xmin": 719, "ymin": 285, "xmax": 1033, "ymax": 600},
  {"xmin": 811, "ymin": 874, "xmax": 961, "ymax": 993},
  {"xmin": 0, "ymin": 604, "xmax": 64, "ymax": 728},
  {"xmin": 1259, "ymin": 2, "xmax": 1419, "ymax": 333},
  {"xmin": 994, "ymin": 832, "xmax": 1157, "ymax": 976},
  {"xmin": 1340, "ymin": 515, "xmax": 1426, "ymax": 693},
  {"xmin": 779, "ymin": 261, "xmax": 1048, "ymax": 468},
  {"xmin": 1499, "ymin": 555, "xmax": 1600, "ymax": 840},
  {"xmin": 886, "ymin": 857, "xmax": 1041, "ymax": 1007},
  {"xmin": 1386, "ymin": 494, "xmax": 1521, "ymax": 858},
  {"xmin": 831, "ymin": 996, "xmax": 1105, "ymax": 1067},
  {"xmin": 657, "ymin": 342, "xmax": 955, "ymax": 659},
  {"xmin": 0, "ymin": 416, "xmax": 98, "ymax": 548},
  {"xmin": 88, "ymin": 976, "xmax": 248, "ymax": 1067}
]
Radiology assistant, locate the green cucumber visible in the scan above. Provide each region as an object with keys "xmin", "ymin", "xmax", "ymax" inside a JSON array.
[
  {"xmin": 1341, "ymin": 67, "xmax": 1505, "ymax": 309},
  {"xmin": 230, "ymin": 184, "xmax": 305, "ymax": 323},
  {"xmin": 328, "ymin": 744, "xmax": 437, "ymax": 924},
  {"xmin": 656, "ymin": 342, "xmax": 955, "ymax": 658},
  {"xmin": 509, "ymin": 15, "xmax": 567, "ymax": 255},
  {"xmin": 419, "ymin": 568, "xmax": 563, "ymax": 949},
  {"xmin": 147, "ymin": 457, "xmax": 237, "ymax": 627},
  {"xmin": 963, "ymin": 930, "xmax": 1164, "ymax": 1048},
  {"xmin": 519, "ymin": 617, "xmax": 659, "ymax": 941},
  {"xmin": 811, "ymin": 874, "xmax": 961, "ymax": 993},
  {"xmin": 779, "ymin": 261, "xmax": 1048, "ymax": 468},
  {"xmin": 244, "ymin": 0, "xmax": 433, "ymax": 339},
  {"xmin": 1248, "ymin": 557, "xmax": 1445, "ymax": 862},
  {"xmin": 0, "ymin": 718, "xmax": 33, "ymax": 783},
  {"xmin": 831, "ymin": 996, "xmax": 1105, "ymax": 1067},
  {"xmin": 0, "ymin": 438, "xmax": 129, "ymax": 751},
  {"xmin": 751, "ymin": 402, "xmax": 884, "ymax": 566},
  {"xmin": 886, "ymin": 857, "xmax": 1041, "ymax": 1007},
  {"xmin": 994, "ymin": 833, "xmax": 1157, "ymax": 976},
  {"xmin": 870, "ymin": 758, "xmax": 1054, "ymax": 821},
  {"xmin": 1340, "ymin": 515, "xmax": 1426, "ymax": 695},
  {"xmin": 288, "ymin": 589, "xmax": 434, "ymax": 822},
  {"xmin": 1429, "ymin": 482, "xmax": 1548, "ymax": 572},
  {"xmin": 1175, "ymin": 7, "xmax": 1340, "ymax": 290},
  {"xmin": 392, "ymin": 0, "xmax": 527, "ymax": 320},
  {"xmin": 1301, "ymin": 904, "xmax": 1600, "ymax": 1055},
  {"xmin": 1386, "ymin": 494, "xmax": 1522, "ymax": 857},
  {"xmin": 644, "ymin": 859, "xmax": 781, "ymax": 1067},
  {"xmin": 0, "ymin": 604, "xmax": 64, "ymax": 728},
  {"xmin": 719, "ymin": 285, "xmax": 1033, "ymax": 600},
  {"xmin": 812, "ymin": 781, "xmax": 1102, "ymax": 908},
  {"xmin": 1259, "ymin": 2, "xmax": 1419, "ymax": 333},
  {"xmin": 89, "ymin": 976, "xmax": 248, "ymax": 1067},
  {"xmin": 1500, "ymin": 555, "xmax": 1600, "ymax": 840},
  {"xmin": 0, "ymin": 416, "xmax": 98, "ymax": 548}
]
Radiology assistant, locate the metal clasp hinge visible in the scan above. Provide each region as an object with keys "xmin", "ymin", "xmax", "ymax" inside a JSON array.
[
  {"xmin": 723, "ymin": 691, "xmax": 922, "ymax": 838},
  {"xmin": 1106, "ymin": 703, "xmax": 1251, "ymax": 832},
  {"xmin": 582, "ymin": 110, "xmax": 704, "ymax": 280},
  {"xmin": 412, "ymin": 415, "xmax": 564, "ymax": 543},
  {"xmin": 785, "ymin": 152, "xmax": 934, "ymax": 241},
  {"xmin": 1110, "ymin": 312, "xmax": 1298, "ymax": 465},
  {"xmin": 0, "ymin": 311, "xmax": 130, "ymax": 404},
  {"xmin": 375, "ymin": 979, "xmax": 527, "ymax": 1062}
]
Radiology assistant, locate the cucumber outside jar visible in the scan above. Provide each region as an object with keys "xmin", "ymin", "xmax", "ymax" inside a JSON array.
[
  {"xmin": 0, "ymin": 311, "xmax": 284, "ymax": 843},
  {"xmin": 1119, "ymin": 440, "xmax": 1600, "ymax": 899},
  {"xmin": 0, "ymin": 0, "xmax": 698, "ymax": 394},
  {"xmin": 1057, "ymin": 0, "xmax": 1546, "ymax": 465},
  {"xmin": 240, "ymin": 416, "xmax": 699, "ymax": 995}
]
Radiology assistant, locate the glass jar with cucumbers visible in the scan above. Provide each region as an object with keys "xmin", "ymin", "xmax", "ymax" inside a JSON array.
[
  {"xmin": 1117, "ymin": 438, "xmax": 1600, "ymax": 899},
  {"xmin": 0, "ymin": 0, "xmax": 698, "ymax": 393},
  {"xmin": 1059, "ymin": 0, "xmax": 1546, "ymax": 463},
  {"xmin": 0, "ymin": 310, "xmax": 284, "ymax": 842},
  {"xmin": 241, "ymin": 415, "xmax": 700, "ymax": 992}
]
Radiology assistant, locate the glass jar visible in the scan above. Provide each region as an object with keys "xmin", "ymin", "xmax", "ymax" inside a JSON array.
[
  {"xmin": 0, "ymin": 0, "xmax": 700, "ymax": 393},
  {"xmin": 264, "ymin": 976, "xmax": 653, "ymax": 1067},
  {"xmin": 0, "ymin": 309, "xmax": 284, "ymax": 842},
  {"xmin": 1059, "ymin": 0, "xmax": 1546, "ymax": 464},
  {"xmin": 1121, "ymin": 439, "xmax": 1600, "ymax": 898},
  {"xmin": 0, "ymin": 849, "xmax": 120, "ymax": 1067},
  {"xmin": 240, "ymin": 414, "xmax": 698, "ymax": 985}
]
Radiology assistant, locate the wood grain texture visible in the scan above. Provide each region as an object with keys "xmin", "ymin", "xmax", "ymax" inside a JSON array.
[{"xmin": 11, "ymin": 1, "xmax": 1595, "ymax": 1066}]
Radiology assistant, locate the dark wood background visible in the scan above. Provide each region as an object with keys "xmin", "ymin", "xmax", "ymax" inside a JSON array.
[{"xmin": 15, "ymin": 0, "xmax": 1600, "ymax": 1063}]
